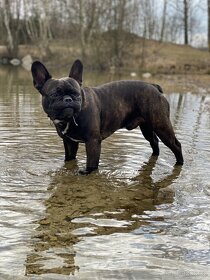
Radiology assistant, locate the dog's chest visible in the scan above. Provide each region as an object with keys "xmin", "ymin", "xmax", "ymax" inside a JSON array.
[{"xmin": 59, "ymin": 122, "xmax": 85, "ymax": 143}]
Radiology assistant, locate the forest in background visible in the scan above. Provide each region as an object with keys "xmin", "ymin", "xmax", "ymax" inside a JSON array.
[{"xmin": 0, "ymin": 0, "xmax": 210, "ymax": 73}]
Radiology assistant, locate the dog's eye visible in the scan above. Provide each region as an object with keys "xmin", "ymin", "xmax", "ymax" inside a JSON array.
[{"xmin": 63, "ymin": 96, "xmax": 73, "ymax": 103}]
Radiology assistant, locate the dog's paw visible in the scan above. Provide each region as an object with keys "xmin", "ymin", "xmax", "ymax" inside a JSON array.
[
  {"xmin": 78, "ymin": 167, "xmax": 98, "ymax": 175},
  {"xmin": 78, "ymin": 169, "xmax": 90, "ymax": 175}
]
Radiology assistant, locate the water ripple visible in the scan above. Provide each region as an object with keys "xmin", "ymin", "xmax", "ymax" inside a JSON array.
[{"xmin": 0, "ymin": 73, "xmax": 210, "ymax": 279}]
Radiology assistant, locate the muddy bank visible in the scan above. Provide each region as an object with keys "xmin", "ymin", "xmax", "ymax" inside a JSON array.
[{"xmin": 1, "ymin": 37, "xmax": 210, "ymax": 74}]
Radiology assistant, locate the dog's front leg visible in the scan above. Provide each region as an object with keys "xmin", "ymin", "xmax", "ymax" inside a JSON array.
[
  {"xmin": 79, "ymin": 139, "xmax": 101, "ymax": 175},
  {"xmin": 63, "ymin": 139, "xmax": 79, "ymax": 161}
]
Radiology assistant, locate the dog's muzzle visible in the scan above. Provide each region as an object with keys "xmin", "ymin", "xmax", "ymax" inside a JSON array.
[{"xmin": 52, "ymin": 119, "xmax": 69, "ymax": 135}]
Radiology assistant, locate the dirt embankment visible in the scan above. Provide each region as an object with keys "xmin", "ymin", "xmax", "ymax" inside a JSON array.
[{"xmin": 1, "ymin": 37, "xmax": 210, "ymax": 74}]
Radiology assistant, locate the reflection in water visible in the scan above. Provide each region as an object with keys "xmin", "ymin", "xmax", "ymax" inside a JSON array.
[
  {"xmin": 25, "ymin": 157, "xmax": 182, "ymax": 276},
  {"xmin": 0, "ymin": 69, "xmax": 210, "ymax": 279}
]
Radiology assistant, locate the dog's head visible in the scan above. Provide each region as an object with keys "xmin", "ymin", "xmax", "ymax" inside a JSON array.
[{"xmin": 31, "ymin": 60, "xmax": 83, "ymax": 125}]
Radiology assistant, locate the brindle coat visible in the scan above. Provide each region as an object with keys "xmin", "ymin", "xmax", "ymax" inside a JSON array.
[{"xmin": 31, "ymin": 60, "xmax": 183, "ymax": 174}]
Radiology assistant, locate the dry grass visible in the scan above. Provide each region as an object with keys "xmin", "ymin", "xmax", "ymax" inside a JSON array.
[
  {"xmin": 1, "ymin": 37, "xmax": 210, "ymax": 74},
  {"xmin": 129, "ymin": 38, "xmax": 210, "ymax": 74}
]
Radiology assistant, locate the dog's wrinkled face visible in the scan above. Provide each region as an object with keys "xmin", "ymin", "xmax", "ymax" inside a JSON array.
[
  {"xmin": 41, "ymin": 77, "xmax": 82, "ymax": 123},
  {"xmin": 31, "ymin": 60, "xmax": 83, "ymax": 125}
]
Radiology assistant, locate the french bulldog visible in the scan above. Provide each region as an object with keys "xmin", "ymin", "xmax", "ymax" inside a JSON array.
[{"xmin": 31, "ymin": 59, "xmax": 183, "ymax": 174}]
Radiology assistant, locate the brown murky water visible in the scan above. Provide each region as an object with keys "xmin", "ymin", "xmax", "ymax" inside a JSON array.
[{"xmin": 0, "ymin": 67, "xmax": 210, "ymax": 280}]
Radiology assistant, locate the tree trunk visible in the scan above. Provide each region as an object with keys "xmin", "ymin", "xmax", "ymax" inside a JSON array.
[
  {"xmin": 78, "ymin": 0, "xmax": 87, "ymax": 61},
  {"xmin": 184, "ymin": 0, "xmax": 188, "ymax": 45},
  {"xmin": 160, "ymin": 0, "xmax": 167, "ymax": 42},
  {"xmin": 208, "ymin": 0, "xmax": 210, "ymax": 51},
  {"xmin": 3, "ymin": 0, "xmax": 17, "ymax": 57}
]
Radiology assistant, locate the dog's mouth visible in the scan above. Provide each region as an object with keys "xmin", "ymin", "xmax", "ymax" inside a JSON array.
[
  {"xmin": 52, "ymin": 119, "xmax": 70, "ymax": 135},
  {"xmin": 53, "ymin": 119, "xmax": 63, "ymax": 125},
  {"xmin": 52, "ymin": 99, "xmax": 81, "ymax": 120},
  {"xmin": 50, "ymin": 107, "xmax": 75, "ymax": 124},
  {"xmin": 52, "ymin": 113, "xmax": 79, "ymax": 135},
  {"xmin": 46, "ymin": 98, "xmax": 82, "ymax": 135}
]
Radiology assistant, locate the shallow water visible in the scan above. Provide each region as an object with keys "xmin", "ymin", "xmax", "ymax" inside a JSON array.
[{"xmin": 0, "ymin": 68, "xmax": 210, "ymax": 280}]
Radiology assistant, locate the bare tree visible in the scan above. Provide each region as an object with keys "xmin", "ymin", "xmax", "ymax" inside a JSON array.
[
  {"xmin": 165, "ymin": 0, "xmax": 200, "ymax": 45},
  {"xmin": 139, "ymin": 0, "xmax": 158, "ymax": 40},
  {"xmin": 23, "ymin": 0, "xmax": 52, "ymax": 58},
  {"xmin": 102, "ymin": 0, "xmax": 139, "ymax": 68},
  {"xmin": 185, "ymin": 0, "xmax": 203, "ymax": 45},
  {"xmin": 1, "ymin": 0, "xmax": 21, "ymax": 57},
  {"xmin": 160, "ymin": 0, "xmax": 168, "ymax": 42},
  {"xmin": 208, "ymin": 0, "xmax": 210, "ymax": 51},
  {"xmin": 184, "ymin": 0, "xmax": 189, "ymax": 44},
  {"xmin": 78, "ymin": 0, "xmax": 98, "ymax": 61},
  {"xmin": 64, "ymin": 0, "xmax": 102, "ymax": 61},
  {"xmin": 0, "ymin": 0, "xmax": 208, "ymax": 65}
]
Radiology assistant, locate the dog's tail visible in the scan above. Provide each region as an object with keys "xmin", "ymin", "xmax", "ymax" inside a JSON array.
[{"xmin": 152, "ymin": 83, "xmax": 163, "ymax": 93}]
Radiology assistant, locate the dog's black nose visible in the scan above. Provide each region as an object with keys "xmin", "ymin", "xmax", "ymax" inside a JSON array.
[{"xmin": 63, "ymin": 96, "xmax": 73, "ymax": 103}]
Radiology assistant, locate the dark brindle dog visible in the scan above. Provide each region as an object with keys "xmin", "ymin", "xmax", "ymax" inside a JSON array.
[{"xmin": 31, "ymin": 59, "xmax": 183, "ymax": 174}]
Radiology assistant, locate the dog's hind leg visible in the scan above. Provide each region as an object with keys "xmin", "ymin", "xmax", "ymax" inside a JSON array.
[
  {"xmin": 140, "ymin": 123, "xmax": 159, "ymax": 156},
  {"xmin": 154, "ymin": 122, "xmax": 183, "ymax": 165}
]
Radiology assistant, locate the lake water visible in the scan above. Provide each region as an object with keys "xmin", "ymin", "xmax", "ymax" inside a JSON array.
[{"xmin": 0, "ymin": 67, "xmax": 210, "ymax": 280}]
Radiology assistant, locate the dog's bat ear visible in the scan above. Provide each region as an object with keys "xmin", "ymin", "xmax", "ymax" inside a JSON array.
[
  {"xmin": 31, "ymin": 61, "xmax": 52, "ymax": 92},
  {"xmin": 69, "ymin": 59, "xmax": 83, "ymax": 86}
]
